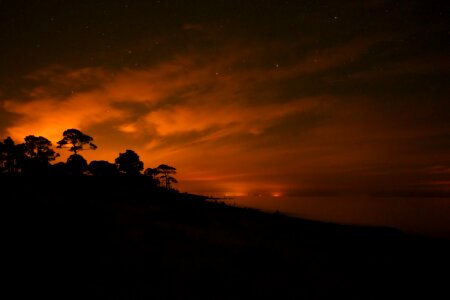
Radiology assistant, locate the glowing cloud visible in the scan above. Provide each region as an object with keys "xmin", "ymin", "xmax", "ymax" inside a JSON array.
[{"xmin": 1, "ymin": 35, "xmax": 449, "ymax": 195}]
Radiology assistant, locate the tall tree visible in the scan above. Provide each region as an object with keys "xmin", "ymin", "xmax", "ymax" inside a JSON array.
[
  {"xmin": 0, "ymin": 139, "xmax": 5, "ymax": 173},
  {"xmin": 0, "ymin": 137, "xmax": 23, "ymax": 174},
  {"xmin": 57, "ymin": 129, "xmax": 97, "ymax": 154},
  {"xmin": 21, "ymin": 135, "xmax": 59, "ymax": 173},
  {"xmin": 144, "ymin": 167, "xmax": 161, "ymax": 186},
  {"xmin": 156, "ymin": 164, "xmax": 177, "ymax": 189},
  {"xmin": 115, "ymin": 150, "xmax": 144, "ymax": 175},
  {"xmin": 144, "ymin": 167, "xmax": 159, "ymax": 179}
]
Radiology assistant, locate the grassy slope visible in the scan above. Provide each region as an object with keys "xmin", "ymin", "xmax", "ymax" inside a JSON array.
[{"xmin": 2, "ymin": 176, "xmax": 449, "ymax": 299}]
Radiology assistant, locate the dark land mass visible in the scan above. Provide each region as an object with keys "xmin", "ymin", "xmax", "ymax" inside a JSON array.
[{"xmin": 3, "ymin": 176, "xmax": 449, "ymax": 299}]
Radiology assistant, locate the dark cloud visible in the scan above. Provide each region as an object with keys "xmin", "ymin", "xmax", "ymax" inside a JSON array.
[{"xmin": 0, "ymin": 105, "xmax": 20, "ymax": 137}]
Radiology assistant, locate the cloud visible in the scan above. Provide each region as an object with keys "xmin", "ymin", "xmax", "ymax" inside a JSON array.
[
  {"xmin": 182, "ymin": 23, "xmax": 204, "ymax": 31},
  {"xmin": 5, "ymin": 36, "xmax": 348, "ymax": 143},
  {"xmin": 117, "ymin": 123, "xmax": 139, "ymax": 133},
  {"xmin": 3, "ymin": 89, "xmax": 123, "ymax": 143},
  {"xmin": 1, "ymin": 35, "xmax": 449, "ymax": 195}
]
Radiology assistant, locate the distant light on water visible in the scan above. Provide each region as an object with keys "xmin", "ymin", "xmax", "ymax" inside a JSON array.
[
  {"xmin": 271, "ymin": 192, "xmax": 282, "ymax": 197},
  {"xmin": 224, "ymin": 192, "xmax": 248, "ymax": 197}
]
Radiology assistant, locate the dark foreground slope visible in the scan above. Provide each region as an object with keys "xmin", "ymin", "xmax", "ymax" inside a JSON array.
[{"xmin": 2, "ymin": 176, "xmax": 449, "ymax": 299}]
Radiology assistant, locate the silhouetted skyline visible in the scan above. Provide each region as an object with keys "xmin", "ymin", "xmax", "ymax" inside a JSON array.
[
  {"xmin": 0, "ymin": 1, "xmax": 449, "ymax": 196},
  {"xmin": 0, "ymin": 130, "xmax": 176, "ymax": 188}
]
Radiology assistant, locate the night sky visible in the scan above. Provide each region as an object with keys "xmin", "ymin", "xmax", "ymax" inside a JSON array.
[{"xmin": 1, "ymin": 0, "xmax": 449, "ymax": 196}]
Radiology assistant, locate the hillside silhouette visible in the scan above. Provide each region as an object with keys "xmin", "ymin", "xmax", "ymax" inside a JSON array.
[{"xmin": 2, "ymin": 130, "xmax": 450, "ymax": 299}]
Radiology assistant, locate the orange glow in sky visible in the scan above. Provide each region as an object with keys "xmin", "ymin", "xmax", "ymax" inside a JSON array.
[{"xmin": 0, "ymin": 1, "xmax": 449, "ymax": 197}]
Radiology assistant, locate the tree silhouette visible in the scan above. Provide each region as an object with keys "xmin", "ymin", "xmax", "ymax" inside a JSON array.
[
  {"xmin": 0, "ymin": 137, "xmax": 22, "ymax": 174},
  {"xmin": 0, "ymin": 139, "xmax": 6, "ymax": 173},
  {"xmin": 144, "ymin": 167, "xmax": 161, "ymax": 186},
  {"xmin": 144, "ymin": 167, "xmax": 159, "ymax": 179},
  {"xmin": 66, "ymin": 154, "xmax": 88, "ymax": 175},
  {"xmin": 57, "ymin": 129, "xmax": 97, "ymax": 154},
  {"xmin": 0, "ymin": 130, "xmax": 182, "ymax": 191},
  {"xmin": 0, "ymin": 141, "xmax": 5, "ymax": 173},
  {"xmin": 115, "ymin": 150, "xmax": 144, "ymax": 175},
  {"xmin": 88, "ymin": 160, "xmax": 119, "ymax": 176},
  {"xmin": 21, "ymin": 135, "xmax": 59, "ymax": 174},
  {"xmin": 51, "ymin": 162, "xmax": 68, "ymax": 176},
  {"xmin": 156, "ymin": 164, "xmax": 177, "ymax": 189}
]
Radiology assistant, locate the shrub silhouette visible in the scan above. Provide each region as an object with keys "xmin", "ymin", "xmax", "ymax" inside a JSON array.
[
  {"xmin": 115, "ymin": 149, "xmax": 144, "ymax": 176},
  {"xmin": 66, "ymin": 154, "xmax": 88, "ymax": 175},
  {"xmin": 88, "ymin": 160, "xmax": 119, "ymax": 176},
  {"xmin": 50, "ymin": 162, "xmax": 68, "ymax": 176}
]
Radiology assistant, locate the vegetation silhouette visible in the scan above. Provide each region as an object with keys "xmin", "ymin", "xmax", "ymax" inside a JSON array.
[
  {"xmin": 156, "ymin": 164, "xmax": 178, "ymax": 189},
  {"xmin": 57, "ymin": 128, "xmax": 97, "ymax": 154},
  {"xmin": 0, "ymin": 129, "xmax": 178, "ymax": 189},
  {"xmin": 144, "ymin": 167, "xmax": 161, "ymax": 186},
  {"xmin": 50, "ymin": 161, "xmax": 68, "ymax": 176},
  {"xmin": 66, "ymin": 154, "xmax": 88, "ymax": 175},
  {"xmin": 115, "ymin": 149, "xmax": 144, "ymax": 176},
  {"xmin": 2, "ymin": 129, "xmax": 449, "ymax": 300},
  {"xmin": 88, "ymin": 160, "xmax": 119, "ymax": 176},
  {"xmin": 0, "ymin": 137, "xmax": 21, "ymax": 174},
  {"xmin": 21, "ymin": 135, "xmax": 59, "ymax": 175}
]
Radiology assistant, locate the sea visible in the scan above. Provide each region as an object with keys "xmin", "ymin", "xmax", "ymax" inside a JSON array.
[{"xmin": 209, "ymin": 195, "xmax": 450, "ymax": 239}]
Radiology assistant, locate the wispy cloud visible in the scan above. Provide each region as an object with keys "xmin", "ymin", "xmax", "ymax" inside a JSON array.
[{"xmin": 1, "ymin": 34, "xmax": 449, "ymax": 195}]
